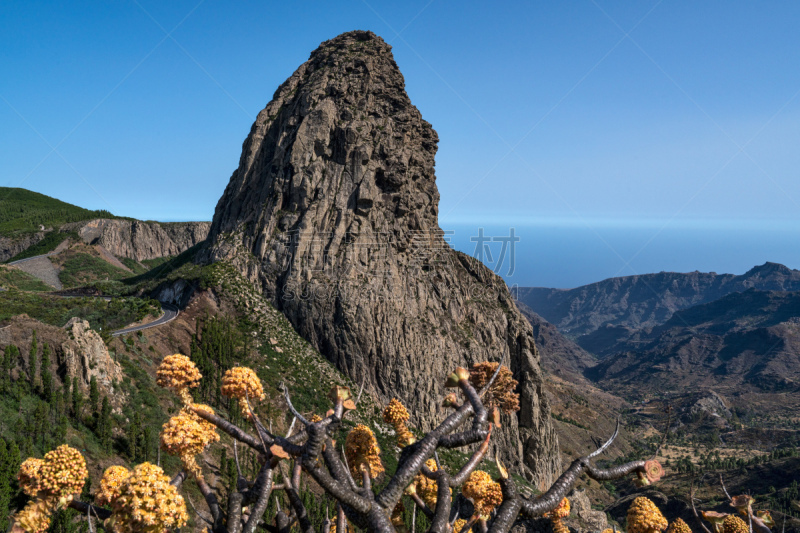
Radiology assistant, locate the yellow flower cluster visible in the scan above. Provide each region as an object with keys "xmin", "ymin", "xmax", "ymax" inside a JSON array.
[
  {"xmin": 12, "ymin": 497, "xmax": 57, "ymax": 533},
  {"xmin": 383, "ymin": 399, "xmax": 415, "ymax": 448},
  {"xmin": 344, "ymin": 425, "xmax": 384, "ymax": 479},
  {"xmin": 156, "ymin": 354, "xmax": 202, "ymax": 405},
  {"xmin": 12, "ymin": 446, "xmax": 88, "ymax": 533},
  {"xmin": 107, "ymin": 462, "xmax": 188, "ymax": 533},
  {"xmin": 160, "ymin": 410, "xmax": 219, "ymax": 478},
  {"xmin": 96, "ymin": 466, "xmax": 131, "ymax": 506},
  {"xmin": 383, "ymin": 398, "xmax": 410, "ymax": 424},
  {"xmin": 627, "ymin": 497, "xmax": 668, "ymax": 533},
  {"xmin": 462, "ymin": 470, "xmax": 503, "ymax": 518},
  {"xmin": 414, "ymin": 459, "xmax": 444, "ymax": 510},
  {"xmin": 469, "ymin": 362, "xmax": 520, "ymax": 414},
  {"xmin": 220, "ymin": 366, "xmax": 265, "ymax": 416},
  {"xmin": 37, "ymin": 445, "xmax": 88, "ymax": 499},
  {"xmin": 667, "ymin": 518, "xmax": 693, "ymax": 533},
  {"xmin": 545, "ymin": 498, "xmax": 571, "ymax": 533},
  {"xmin": 453, "ymin": 518, "xmax": 473, "ymax": 532},
  {"xmin": 18, "ymin": 458, "xmax": 43, "ymax": 497},
  {"xmin": 722, "ymin": 515, "xmax": 748, "ymax": 533}
]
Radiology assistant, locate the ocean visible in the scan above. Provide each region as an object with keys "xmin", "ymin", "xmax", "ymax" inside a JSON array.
[{"xmin": 442, "ymin": 221, "xmax": 800, "ymax": 289}]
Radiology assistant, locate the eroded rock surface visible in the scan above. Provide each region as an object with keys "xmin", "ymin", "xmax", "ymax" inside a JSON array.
[
  {"xmin": 62, "ymin": 317, "xmax": 123, "ymax": 394},
  {"xmin": 65, "ymin": 219, "xmax": 210, "ymax": 260},
  {"xmin": 202, "ymin": 30, "xmax": 560, "ymax": 483}
]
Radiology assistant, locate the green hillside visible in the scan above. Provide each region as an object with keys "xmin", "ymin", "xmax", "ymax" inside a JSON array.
[{"xmin": 0, "ymin": 187, "xmax": 115, "ymax": 237}]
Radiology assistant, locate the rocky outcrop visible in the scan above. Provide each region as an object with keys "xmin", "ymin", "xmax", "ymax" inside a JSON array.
[
  {"xmin": 0, "ymin": 232, "xmax": 46, "ymax": 262},
  {"xmin": 64, "ymin": 219, "xmax": 210, "ymax": 261},
  {"xmin": 202, "ymin": 30, "xmax": 560, "ymax": 483},
  {"xmin": 62, "ymin": 317, "xmax": 123, "ymax": 394}
]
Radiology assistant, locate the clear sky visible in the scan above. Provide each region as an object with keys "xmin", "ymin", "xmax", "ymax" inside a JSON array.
[{"xmin": 3, "ymin": 1, "xmax": 800, "ymax": 285}]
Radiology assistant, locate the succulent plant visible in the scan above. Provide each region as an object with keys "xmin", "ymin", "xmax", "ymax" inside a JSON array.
[
  {"xmin": 160, "ymin": 410, "xmax": 219, "ymax": 478},
  {"xmin": 666, "ymin": 517, "xmax": 693, "ymax": 533},
  {"xmin": 468, "ymin": 362, "xmax": 520, "ymax": 413},
  {"xmin": 156, "ymin": 354, "xmax": 202, "ymax": 405},
  {"xmin": 627, "ymin": 497, "xmax": 668, "ymax": 533},
  {"xmin": 722, "ymin": 515, "xmax": 749, "ymax": 533},
  {"xmin": 220, "ymin": 366, "xmax": 265, "ymax": 417},
  {"xmin": 17, "ymin": 458, "xmax": 43, "ymax": 497},
  {"xmin": 461, "ymin": 470, "xmax": 503, "ymax": 519},
  {"xmin": 383, "ymin": 398, "xmax": 415, "ymax": 447},
  {"xmin": 106, "ymin": 462, "xmax": 188, "ymax": 533},
  {"xmin": 544, "ymin": 497, "xmax": 571, "ymax": 533},
  {"xmin": 344, "ymin": 424, "xmax": 384, "ymax": 479},
  {"xmin": 96, "ymin": 466, "xmax": 131, "ymax": 506}
]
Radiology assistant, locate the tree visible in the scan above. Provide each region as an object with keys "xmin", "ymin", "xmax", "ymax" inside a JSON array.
[
  {"xmin": 9, "ymin": 356, "xmax": 667, "ymax": 533},
  {"xmin": 28, "ymin": 330, "xmax": 37, "ymax": 389},
  {"xmin": 40, "ymin": 344, "xmax": 52, "ymax": 402}
]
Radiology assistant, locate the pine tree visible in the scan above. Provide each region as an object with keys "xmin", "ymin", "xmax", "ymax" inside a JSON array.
[
  {"xmin": 89, "ymin": 376, "xmax": 99, "ymax": 422},
  {"xmin": 72, "ymin": 382, "xmax": 84, "ymax": 422},
  {"xmin": 98, "ymin": 397, "xmax": 112, "ymax": 451},
  {"xmin": 29, "ymin": 330, "xmax": 38, "ymax": 389},
  {"xmin": 41, "ymin": 343, "xmax": 52, "ymax": 402}
]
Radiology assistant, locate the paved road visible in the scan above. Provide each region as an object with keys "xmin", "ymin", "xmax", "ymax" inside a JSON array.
[
  {"xmin": 6, "ymin": 248, "xmax": 179, "ymax": 336},
  {"xmin": 111, "ymin": 303, "xmax": 179, "ymax": 336}
]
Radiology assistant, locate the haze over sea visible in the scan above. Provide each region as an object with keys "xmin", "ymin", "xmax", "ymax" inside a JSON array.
[{"xmin": 442, "ymin": 219, "xmax": 800, "ymax": 289}]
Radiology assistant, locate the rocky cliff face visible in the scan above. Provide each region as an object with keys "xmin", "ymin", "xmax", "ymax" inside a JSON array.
[
  {"xmin": 62, "ymin": 317, "xmax": 123, "ymax": 395},
  {"xmin": 202, "ymin": 30, "xmax": 560, "ymax": 483},
  {"xmin": 0, "ymin": 232, "xmax": 46, "ymax": 262},
  {"xmin": 65, "ymin": 219, "xmax": 210, "ymax": 261},
  {"xmin": 0, "ymin": 314, "xmax": 122, "ymax": 398}
]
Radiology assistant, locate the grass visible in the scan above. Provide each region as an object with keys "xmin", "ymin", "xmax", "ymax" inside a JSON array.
[
  {"xmin": 56, "ymin": 251, "xmax": 131, "ymax": 288},
  {"xmin": 0, "ymin": 187, "xmax": 117, "ymax": 237},
  {"xmin": 0, "ymin": 266, "xmax": 51, "ymax": 292}
]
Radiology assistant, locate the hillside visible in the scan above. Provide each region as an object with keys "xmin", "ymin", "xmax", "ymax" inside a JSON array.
[
  {"xmin": 514, "ymin": 262, "xmax": 800, "ymax": 352},
  {"xmin": 588, "ymin": 290, "xmax": 800, "ymax": 405},
  {"xmin": 0, "ymin": 187, "xmax": 115, "ymax": 236},
  {"xmin": 0, "ymin": 187, "xmax": 209, "ymax": 263}
]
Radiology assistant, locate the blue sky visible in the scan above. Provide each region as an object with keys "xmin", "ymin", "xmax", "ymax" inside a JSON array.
[{"xmin": 2, "ymin": 1, "xmax": 800, "ymax": 285}]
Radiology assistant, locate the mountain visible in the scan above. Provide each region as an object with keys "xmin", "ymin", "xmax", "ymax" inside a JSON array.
[
  {"xmin": 201, "ymin": 30, "xmax": 560, "ymax": 483},
  {"xmin": 516, "ymin": 301, "xmax": 596, "ymax": 378},
  {"xmin": 514, "ymin": 263, "xmax": 800, "ymax": 354},
  {"xmin": 587, "ymin": 289, "xmax": 800, "ymax": 399},
  {"xmin": 0, "ymin": 187, "xmax": 210, "ymax": 264}
]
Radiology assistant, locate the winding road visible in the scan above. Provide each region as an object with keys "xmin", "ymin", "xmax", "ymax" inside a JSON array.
[
  {"xmin": 4, "ymin": 249, "xmax": 180, "ymax": 337},
  {"xmin": 111, "ymin": 302, "xmax": 179, "ymax": 337}
]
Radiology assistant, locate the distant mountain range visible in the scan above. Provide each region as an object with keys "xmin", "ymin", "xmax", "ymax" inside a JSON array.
[
  {"xmin": 513, "ymin": 262, "xmax": 800, "ymax": 353},
  {"xmin": 515, "ymin": 263, "xmax": 800, "ymax": 423}
]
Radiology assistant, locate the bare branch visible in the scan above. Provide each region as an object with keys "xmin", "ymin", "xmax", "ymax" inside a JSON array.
[
  {"xmin": 588, "ymin": 419, "xmax": 620, "ymax": 459},
  {"xmin": 478, "ymin": 357, "xmax": 506, "ymax": 398},
  {"xmin": 282, "ymin": 382, "xmax": 311, "ymax": 426}
]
